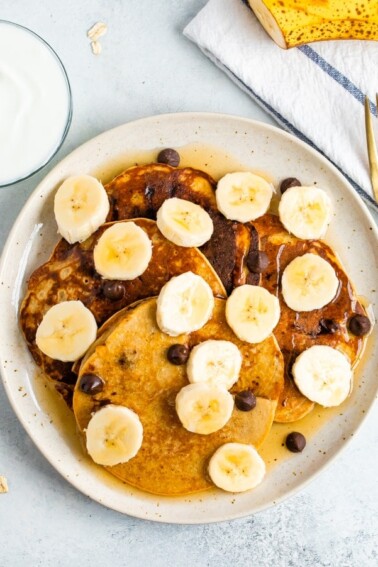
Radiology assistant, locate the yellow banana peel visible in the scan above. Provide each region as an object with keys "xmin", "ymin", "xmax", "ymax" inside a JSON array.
[{"xmin": 248, "ymin": 0, "xmax": 378, "ymax": 48}]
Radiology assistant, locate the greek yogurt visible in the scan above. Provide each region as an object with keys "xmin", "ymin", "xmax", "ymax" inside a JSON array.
[{"xmin": 0, "ymin": 21, "xmax": 71, "ymax": 186}]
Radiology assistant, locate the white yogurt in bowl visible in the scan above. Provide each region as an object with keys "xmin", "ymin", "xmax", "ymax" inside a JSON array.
[{"xmin": 0, "ymin": 21, "xmax": 72, "ymax": 186}]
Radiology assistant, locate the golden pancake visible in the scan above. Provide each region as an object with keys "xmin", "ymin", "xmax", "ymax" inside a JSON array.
[
  {"xmin": 73, "ymin": 298, "xmax": 284, "ymax": 496},
  {"xmin": 105, "ymin": 163, "xmax": 259, "ymax": 292},
  {"xmin": 20, "ymin": 218, "xmax": 226, "ymax": 405},
  {"xmin": 252, "ymin": 214, "xmax": 367, "ymax": 422}
]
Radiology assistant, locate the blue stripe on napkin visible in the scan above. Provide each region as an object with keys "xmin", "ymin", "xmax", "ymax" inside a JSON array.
[
  {"xmin": 298, "ymin": 45, "xmax": 377, "ymax": 116},
  {"xmin": 200, "ymin": 40, "xmax": 378, "ymax": 210},
  {"xmin": 234, "ymin": 0, "xmax": 378, "ymax": 210}
]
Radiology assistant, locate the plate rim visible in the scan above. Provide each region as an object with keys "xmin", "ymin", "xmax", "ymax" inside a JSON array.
[{"xmin": 1, "ymin": 111, "xmax": 377, "ymax": 524}]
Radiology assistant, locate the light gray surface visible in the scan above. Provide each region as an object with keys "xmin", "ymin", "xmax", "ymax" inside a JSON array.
[{"xmin": 0, "ymin": 1, "xmax": 377, "ymax": 565}]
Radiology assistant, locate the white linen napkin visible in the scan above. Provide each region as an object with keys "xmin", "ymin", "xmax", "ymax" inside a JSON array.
[{"xmin": 184, "ymin": 0, "xmax": 378, "ymax": 211}]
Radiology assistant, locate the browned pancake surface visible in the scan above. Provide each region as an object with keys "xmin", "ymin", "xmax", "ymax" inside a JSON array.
[
  {"xmin": 105, "ymin": 164, "xmax": 259, "ymax": 292},
  {"xmin": 20, "ymin": 219, "xmax": 226, "ymax": 405},
  {"xmin": 253, "ymin": 214, "xmax": 366, "ymax": 422},
  {"xmin": 73, "ymin": 298, "xmax": 284, "ymax": 496}
]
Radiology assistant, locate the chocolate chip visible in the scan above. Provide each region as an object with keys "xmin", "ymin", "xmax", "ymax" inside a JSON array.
[
  {"xmin": 79, "ymin": 373, "xmax": 105, "ymax": 395},
  {"xmin": 167, "ymin": 344, "xmax": 189, "ymax": 365},
  {"xmin": 319, "ymin": 318, "xmax": 339, "ymax": 334},
  {"xmin": 246, "ymin": 250, "xmax": 269, "ymax": 274},
  {"xmin": 157, "ymin": 148, "xmax": 180, "ymax": 167},
  {"xmin": 102, "ymin": 281, "xmax": 125, "ymax": 301},
  {"xmin": 286, "ymin": 432, "xmax": 306, "ymax": 453},
  {"xmin": 348, "ymin": 314, "xmax": 371, "ymax": 336},
  {"xmin": 235, "ymin": 390, "xmax": 256, "ymax": 411},
  {"xmin": 280, "ymin": 177, "xmax": 301, "ymax": 194}
]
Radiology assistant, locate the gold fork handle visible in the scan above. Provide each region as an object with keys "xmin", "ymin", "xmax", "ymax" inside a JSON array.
[{"xmin": 365, "ymin": 96, "xmax": 378, "ymax": 202}]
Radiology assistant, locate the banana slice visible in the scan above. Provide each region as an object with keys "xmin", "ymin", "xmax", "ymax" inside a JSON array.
[
  {"xmin": 216, "ymin": 172, "xmax": 273, "ymax": 222},
  {"xmin": 93, "ymin": 222, "xmax": 152, "ymax": 280},
  {"xmin": 187, "ymin": 339, "xmax": 242, "ymax": 390},
  {"xmin": 175, "ymin": 383, "xmax": 234, "ymax": 435},
  {"xmin": 208, "ymin": 443, "xmax": 266, "ymax": 492},
  {"xmin": 226, "ymin": 285, "xmax": 280, "ymax": 344},
  {"xmin": 54, "ymin": 175, "xmax": 110, "ymax": 244},
  {"xmin": 281, "ymin": 253, "xmax": 339, "ymax": 312},
  {"xmin": 292, "ymin": 346, "xmax": 353, "ymax": 407},
  {"xmin": 156, "ymin": 197, "xmax": 213, "ymax": 247},
  {"xmin": 85, "ymin": 404, "xmax": 143, "ymax": 466},
  {"xmin": 278, "ymin": 185, "xmax": 332, "ymax": 239},
  {"xmin": 156, "ymin": 271, "xmax": 214, "ymax": 336},
  {"xmin": 36, "ymin": 300, "xmax": 97, "ymax": 362}
]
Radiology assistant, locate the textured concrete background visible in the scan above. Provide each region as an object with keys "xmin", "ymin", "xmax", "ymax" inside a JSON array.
[{"xmin": 0, "ymin": 1, "xmax": 377, "ymax": 565}]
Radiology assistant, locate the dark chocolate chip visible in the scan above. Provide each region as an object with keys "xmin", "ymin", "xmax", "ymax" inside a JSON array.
[
  {"xmin": 319, "ymin": 318, "xmax": 339, "ymax": 335},
  {"xmin": 167, "ymin": 344, "xmax": 189, "ymax": 365},
  {"xmin": 102, "ymin": 281, "xmax": 125, "ymax": 301},
  {"xmin": 157, "ymin": 148, "xmax": 180, "ymax": 167},
  {"xmin": 280, "ymin": 177, "xmax": 301, "ymax": 194},
  {"xmin": 246, "ymin": 250, "xmax": 269, "ymax": 274},
  {"xmin": 348, "ymin": 314, "xmax": 371, "ymax": 336},
  {"xmin": 286, "ymin": 431, "xmax": 306, "ymax": 453},
  {"xmin": 235, "ymin": 390, "xmax": 257, "ymax": 411},
  {"xmin": 79, "ymin": 373, "xmax": 105, "ymax": 395}
]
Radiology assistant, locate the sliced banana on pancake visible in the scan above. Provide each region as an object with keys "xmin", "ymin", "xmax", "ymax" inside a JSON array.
[
  {"xmin": 157, "ymin": 271, "xmax": 214, "ymax": 336},
  {"xmin": 208, "ymin": 443, "xmax": 266, "ymax": 492},
  {"xmin": 226, "ymin": 285, "xmax": 280, "ymax": 344},
  {"xmin": 292, "ymin": 345, "xmax": 352, "ymax": 407},
  {"xmin": 54, "ymin": 175, "xmax": 110, "ymax": 244},
  {"xmin": 175, "ymin": 383, "xmax": 234, "ymax": 434},
  {"xmin": 73, "ymin": 298, "xmax": 284, "ymax": 495},
  {"xmin": 156, "ymin": 197, "xmax": 213, "ymax": 247},
  {"xmin": 281, "ymin": 253, "xmax": 339, "ymax": 312},
  {"xmin": 216, "ymin": 172, "xmax": 273, "ymax": 222},
  {"xmin": 85, "ymin": 405, "xmax": 143, "ymax": 466},
  {"xmin": 93, "ymin": 222, "xmax": 152, "ymax": 280},
  {"xmin": 278, "ymin": 186, "xmax": 332, "ymax": 239},
  {"xmin": 187, "ymin": 339, "xmax": 242, "ymax": 389},
  {"xmin": 36, "ymin": 300, "xmax": 97, "ymax": 362}
]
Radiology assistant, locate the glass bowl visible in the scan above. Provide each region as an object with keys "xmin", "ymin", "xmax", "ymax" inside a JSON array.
[{"xmin": 0, "ymin": 20, "xmax": 72, "ymax": 187}]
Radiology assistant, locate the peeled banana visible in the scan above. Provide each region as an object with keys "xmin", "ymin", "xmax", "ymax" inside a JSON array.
[
  {"xmin": 175, "ymin": 382, "xmax": 234, "ymax": 435},
  {"xmin": 54, "ymin": 175, "xmax": 109, "ymax": 244},
  {"xmin": 36, "ymin": 300, "xmax": 97, "ymax": 362},
  {"xmin": 216, "ymin": 172, "xmax": 273, "ymax": 223},
  {"xmin": 93, "ymin": 222, "xmax": 152, "ymax": 280},
  {"xmin": 281, "ymin": 253, "xmax": 339, "ymax": 312},
  {"xmin": 85, "ymin": 404, "xmax": 143, "ymax": 466},
  {"xmin": 226, "ymin": 284, "xmax": 280, "ymax": 343},
  {"xmin": 208, "ymin": 442, "xmax": 266, "ymax": 492},
  {"xmin": 156, "ymin": 197, "xmax": 213, "ymax": 247},
  {"xmin": 187, "ymin": 339, "xmax": 242, "ymax": 390},
  {"xmin": 278, "ymin": 186, "xmax": 332, "ymax": 240},
  {"xmin": 292, "ymin": 345, "xmax": 352, "ymax": 407},
  {"xmin": 156, "ymin": 271, "xmax": 214, "ymax": 336}
]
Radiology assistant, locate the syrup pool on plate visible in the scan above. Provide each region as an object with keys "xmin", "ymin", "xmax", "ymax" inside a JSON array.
[
  {"xmin": 92, "ymin": 142, "xmax": 275, "ymax": 185},
  {"xmin": 0, "ymin": 21, "xmax": 72, "ymax": 186}
]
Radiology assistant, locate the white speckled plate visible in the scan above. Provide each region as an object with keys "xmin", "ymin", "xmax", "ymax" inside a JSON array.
[{"xmin": 0, "ymin": 113, "xmax": 377, "ymax": 523}]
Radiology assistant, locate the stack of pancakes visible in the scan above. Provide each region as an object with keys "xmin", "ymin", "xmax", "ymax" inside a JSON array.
[{"xmin": 19, "ymin": 161, "xmax": 367, "ymax": 495}]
